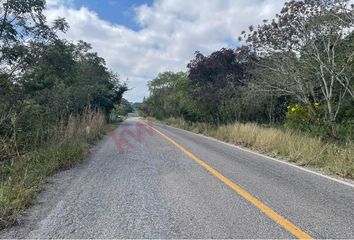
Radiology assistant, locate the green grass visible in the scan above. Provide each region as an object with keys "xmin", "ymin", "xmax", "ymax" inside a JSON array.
[
  {"xmin": 0, "ymin": 109, "xmax": 107, "ymax": 229},
  {"xmin": 0, "ymin": 139, "xmax": 90, "ymax": 228},
  {"xmin": 163, "ymin": 118, "xmax": 354, "ymax": 179}
]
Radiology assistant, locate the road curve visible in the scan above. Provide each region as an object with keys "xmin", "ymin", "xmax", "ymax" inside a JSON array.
[{"xmin": 2, "ymin": 118, "xmax": 354, "ymax": 239}]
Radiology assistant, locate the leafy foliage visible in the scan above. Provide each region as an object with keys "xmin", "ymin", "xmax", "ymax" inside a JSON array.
[
  {"xmin": 111, "ymin": 98, "xmax": 134, "ymax": 120},
  {"xmin": 0, "ymin": 0, "xmax": 128, "ymax": 228},
  {"xmin": 187, "ymin": 48, "xmax": 246, "ymax": 123},
  {"xmin": 285, "ymin": 103, "xmax": 321, "ymax": 130},
  {"xmin": 241, "ymin": 0, "xmax": 354, "ymax": 138},
  {"xmin": 142, "ymin": 0, "xmax": 354, "ymax": 141},
  {"xmin": 0, "ymin": 1, "xmax": 127, "ymax": 161},
  {"xmin": 140, "ymin": 72, "xmax": 200, "ymax": 121}
]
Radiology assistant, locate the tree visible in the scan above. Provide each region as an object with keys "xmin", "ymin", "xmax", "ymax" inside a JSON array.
[
  {"xmin": 187, "ymin": 48, "xmax": 247, "ymax": 123},
  {"xmin": 111, "ymin": 98, "xmax": 133, "ymax": 119},
  {"xmin": 0, "ymin": 0, "xmax": 68, "ymax": 78},
  {"xmin": 21, "ymin": 40, "xmax": 127, "ymax": 120},
  {"xmin": 141, "ymin": 72, "xmax": 199, "ymax": 121},
  {"xmin": 241, "ymin": 0, "xmax": 354, "ymax": 138},
  {"xmin": 0, "ymin": 1, "xmax": 128, "ymax": 160}
]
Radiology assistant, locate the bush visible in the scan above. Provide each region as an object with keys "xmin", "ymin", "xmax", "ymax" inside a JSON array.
[{"xmin": 285, "ymin": 102, "xmax": 320, "ymax": 129}]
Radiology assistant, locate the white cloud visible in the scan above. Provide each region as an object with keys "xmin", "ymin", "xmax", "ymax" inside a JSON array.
[
  {"xmin": 45, "ymin": 0, "xmax": 286, "ymax": 102},
  {"xmin": 46, "ymin": 0, "xmax": 73, "ymax": 7}
]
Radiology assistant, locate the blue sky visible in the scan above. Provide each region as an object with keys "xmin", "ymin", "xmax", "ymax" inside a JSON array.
[
  {"xmin": 71, "ymin": 0, "xmax": 153, "ymax": 31},
  {"xmin": 46, "ymin": 0, "xmax": 286, "ymax": 102}
]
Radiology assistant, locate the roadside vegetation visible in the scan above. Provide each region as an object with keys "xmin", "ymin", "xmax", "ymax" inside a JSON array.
[
  {"xmin": 140, "ymin": 1, "xmax": 354, "ymax": 178},
  {"xmin": 164, "ymin": 118, "xmax": 354, "ymax": 178},
  {"xmin": 0, "ymin": 109, "xmax": 106, "ymax": 228},
  {"xmin": 110, "ymin": 99, "xmax": 141, "ymax": 121},
  {"xmin": 0, "ymin": 1, "xmax": 127, "ymax": 228}
]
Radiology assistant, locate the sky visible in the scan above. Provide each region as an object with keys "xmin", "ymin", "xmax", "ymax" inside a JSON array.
[{"xmin": 45, "ymin": 0, "xmax": 286, "ymax": 102}]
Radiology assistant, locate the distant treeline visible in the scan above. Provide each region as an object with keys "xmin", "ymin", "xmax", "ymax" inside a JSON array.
[
  {"xmin": 140, "ymin": 0, "xmax": 354, "ymax": 140},
  {"xmin": 110, "ymin": 99, "xmax": 141, "ymax": 120},
  {"xmin": 0, "ymin": 0, "xmax": 127, "ymax": 160}
]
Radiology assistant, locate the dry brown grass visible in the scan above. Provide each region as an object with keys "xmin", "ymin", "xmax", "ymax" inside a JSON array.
[
  {"xmin": 0, "ymin": 108, "xmax": 106, "ymax": 229},
  {"xmin": 52, "ymin": 108, "xmax": 106, "ymax": 143},
  {"xmin": 164, "ymin": 118, "xmax": 354, "ymax": 178}
]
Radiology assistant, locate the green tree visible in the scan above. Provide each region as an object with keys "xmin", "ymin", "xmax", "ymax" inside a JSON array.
[
  {"xmin": 0, "ymin": 38, "xmax": 128, "ymax": 159},
  {"xmin": 241, "ymin": 0, "xmax": 354, "ymax": 138},
  {"xmin": 21, "ymin": 40, "xmax": 127, "ymax": 120},
  {"xmin": 0, "ymin": 0, "xmax": 68, "ymax": 77},
  {"xmin": 141, "ymin": 72, "xmax": 199, "ymax": 121},
  {"xmin": 111, "ymin": 98, "xmax": 133, "ymax": 120}
]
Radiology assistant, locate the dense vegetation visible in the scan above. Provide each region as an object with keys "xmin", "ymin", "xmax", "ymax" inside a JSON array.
[
  {"xmin": 140, "ymin": 0, "xmax": 354, "ymax": 178},
  {"xmin": 110, "ymin": 98, "xmax": 138, "ymax": 121},
  {"xmin": 141, "ymin": 0, "xmax": 354, "ymax": 141},
  {"xmin": 0, "ymin": 0, "xmax": 127, "ymax": 160},
  {"xmin": 0, "ymin": 0, "xmax": 127, "ymax": 227}
]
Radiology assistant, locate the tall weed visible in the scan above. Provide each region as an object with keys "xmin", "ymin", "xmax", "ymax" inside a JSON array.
[{"xmin": 0, "ymin": 109, "xmax": 105, "ymax": 228}]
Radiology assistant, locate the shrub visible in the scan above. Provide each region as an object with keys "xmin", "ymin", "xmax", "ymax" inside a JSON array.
[{"xmin": 285, "ymin": 102, "xmax": 321, "ymax": 130}]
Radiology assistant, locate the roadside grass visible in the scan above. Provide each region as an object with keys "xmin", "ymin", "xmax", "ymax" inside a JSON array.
[
  {"xmin": 163, "ymin": 118, "xmax": 354, "ymax": 179},
  {"xmin": 0, "ymin": 109, "xmax": 106, "ymax": 229}
]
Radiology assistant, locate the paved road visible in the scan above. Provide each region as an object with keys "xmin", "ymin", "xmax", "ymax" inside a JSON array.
[{"xmin": 2, "ymin": 118, "xmax": 354, "ymax": 238}]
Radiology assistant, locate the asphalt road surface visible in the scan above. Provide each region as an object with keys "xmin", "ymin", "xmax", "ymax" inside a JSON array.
[{"xmin": 2, "ymin": 118, "xmax": 354, "ymax": 239}]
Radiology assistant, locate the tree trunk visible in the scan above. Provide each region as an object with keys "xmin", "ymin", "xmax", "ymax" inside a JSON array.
[
  {"xmin": 326, "ymin": 101, "xmax": 338, "ymax": 139},
  {"xmin": 329, "ymin": 119, "xmax": 338, "ymax": 139}
]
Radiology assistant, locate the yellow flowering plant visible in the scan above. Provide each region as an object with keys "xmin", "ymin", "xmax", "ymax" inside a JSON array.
[{"xmin": 285, "ymin": 102, "xmax": 321, "ymax": 129}]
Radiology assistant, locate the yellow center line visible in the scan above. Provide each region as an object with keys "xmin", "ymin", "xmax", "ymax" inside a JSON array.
[{"xmin": 151, "ymin": 126, "xmax": 313, "ymax": 239}]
